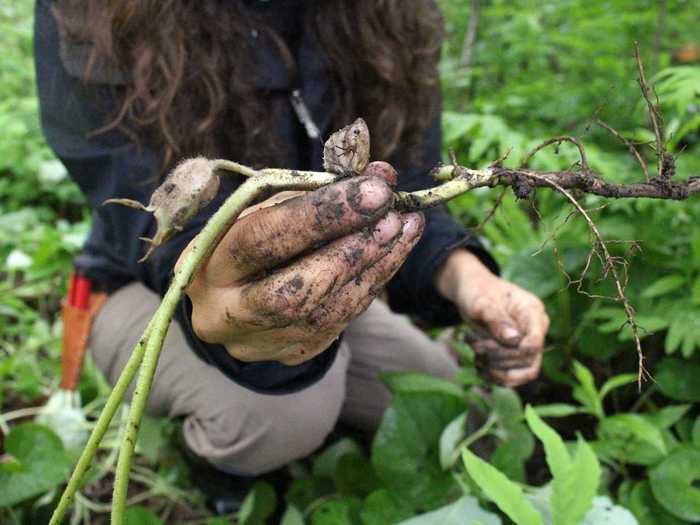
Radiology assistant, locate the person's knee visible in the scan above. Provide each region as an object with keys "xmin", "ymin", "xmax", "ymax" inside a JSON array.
[{"xmin": 182, "ymin": 393, "xmax": 341, "ymax": 476}]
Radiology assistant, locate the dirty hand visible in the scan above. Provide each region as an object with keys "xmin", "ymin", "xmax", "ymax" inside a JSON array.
[
  {"xmin": 436, "ymin": 250, "xmax": 550, "ymax": 387},
  {"xmin": 180, "ymin": 162, "xmax": 424, "ymax": 366}
]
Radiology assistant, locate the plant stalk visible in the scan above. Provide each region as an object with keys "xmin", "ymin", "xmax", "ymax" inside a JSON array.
[
  {"xmin": 108, "ymin": 170, "xmax": 340, "ymax": 524},
  {"xmin": 49, "ymin": 322, "xmax": 154, "ymax": 525}
]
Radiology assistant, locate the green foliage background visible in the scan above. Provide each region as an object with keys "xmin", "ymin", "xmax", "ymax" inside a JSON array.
[{"xmin": 1, "ymin": 0, "xmax": 700, "ymax": 523}]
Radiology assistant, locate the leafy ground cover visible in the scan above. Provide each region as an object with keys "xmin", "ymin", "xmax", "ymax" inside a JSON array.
[{"xmin": 2, "ymin": 0, "xmax": 700, "ymax": 523}]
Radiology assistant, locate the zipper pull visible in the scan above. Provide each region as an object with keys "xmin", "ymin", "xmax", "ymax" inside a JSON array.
[{"xmin": 290, "ymin": 89, "xmax": 320, "ymax": 140}]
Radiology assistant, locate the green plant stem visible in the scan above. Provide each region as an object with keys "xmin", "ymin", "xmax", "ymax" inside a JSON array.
[
  {"xmin": 450, "ymin": 413, "xmax": 498, "ymax": 467},
  {"xmin": 108, "ymin": 170, "xmax": 340, "ymax": 525},
  {"xmin": 110, "ymin": 311, "xmax": 173, "ymax": 521},
  {"xmin": 48, "ymin": 322, "xmax": 154, "ymax": 525}
]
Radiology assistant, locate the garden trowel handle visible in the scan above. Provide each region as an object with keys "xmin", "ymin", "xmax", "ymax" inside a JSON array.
[{"xmin": 59, "ymin": 272, "xmax": 107, "ymax": 391}]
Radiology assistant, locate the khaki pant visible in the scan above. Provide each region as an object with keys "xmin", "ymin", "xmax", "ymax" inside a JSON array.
[{"xmin": 90, "ymin": 282, "xmax": 458, "ymax": 475}]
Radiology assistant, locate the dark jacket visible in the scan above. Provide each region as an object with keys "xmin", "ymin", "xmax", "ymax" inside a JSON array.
[{"xmin": 34, "ymin": 0, "xmax": 498, "ymax": 394}]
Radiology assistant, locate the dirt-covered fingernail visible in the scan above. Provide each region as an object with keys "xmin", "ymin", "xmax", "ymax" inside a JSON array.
[
  {"xmin": 502, "ymin": 325, "xmax": 521, "ymax": 343},
  {"xmin": 373, "ymin": 212, "xmax": 402, "ymax": 244},
  {"xmin": 363, "ymin": 161, "xmax": 398, "ymax": 187},
  {"xmin": 348, "ymin": 177, "xmax": 392, "ymax": 214},
  {"xmin": 401, "ymin": 212, "xmax": 425, "ymax": 238}
]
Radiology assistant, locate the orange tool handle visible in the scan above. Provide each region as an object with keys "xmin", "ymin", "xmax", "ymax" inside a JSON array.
[{"xmin": 60, "ymin": 272, "xmax": 107, "ymax": 391}]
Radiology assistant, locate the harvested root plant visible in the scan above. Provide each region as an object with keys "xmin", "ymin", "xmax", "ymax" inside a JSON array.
[{"xmin": 50, "ymin": 48, "xmax": 700, "ymax": 525}]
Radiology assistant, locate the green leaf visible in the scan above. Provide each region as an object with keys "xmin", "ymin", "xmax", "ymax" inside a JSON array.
[
  {"xmin": 646, "ymin": 405, "xmax": 691, "ymax": 429},
  {"xmin": 524, "ymin": 406, "xmax": 570, "ymax": 479},
  {"xmin": 286, "ymin": 477, "xmax": 333, "ymax": 511},
  {"xmin": 641, "ymin": 275, "xmax": 687, "ymax": 298},
  {"xmin": 550, "ymin": 436, "xmax": 601, "ymax": 525},
  {"xmin": 312, "ymin": 438, "xmax": 362, "ymax": 480},
  {"xmin": 360, "ymin": 489, "xmax": 413, "ymax": 525},
  {"xmin": 492, "ymin": 387, "xmax": 524, "ymax": 424},
  {"xmin": 239, "ymin": 481, "xmax": 277, "ymax": 525},
  {"xmin": 491, "ymin": 389, "xmax": 535, "ymax": 481},
  {"xmin": 439, "ymin": 412, "xmax": 467, "ymax": 469},
  {"xmin": 124, "ymin": 506, "xmax": 163, "ymax": 525},
  {"xmin": 649, "ymin": 446, "xmax": 700, "ymax": 521},
  {"xmin": 571, "ymin": 361, "xmax": 603, "ymax": 418},
  {"xmin": 0, "ymin": 423, "xmax": 70, "ymax": 507},
  {"xmin": 382, "ymin": 372, "xmax": 463, "ymax": 399},
  {"xmin": 625, "ymin": 481, "xmax": 685, "ymax": 525},
  {"xmin": 397, "ymin": 496, "xmax": 502, "ymax": 525},
  {"xmin": 656, "ymin": 358, "xmax": 700, "ymax": 401},
  {"xmin": 690, "ymin": 228, "xmax": 700, "ymax": 269},
  {"xmin": 597, "ymin": 414, "xmax": 667, "ymax": 465},
  {"xmin": 372, "ymin": 392, "xmax": 464, "ymax": 512},
  {"xmin": 692, "ymin": 418, "xmax": 700, "ymax": 448},
  {"xmin": 692, "ymin": 277, "xmax": 700, "ymax": 305},
  {"xmin": 442, "ymin": 112, "xmax": 480, "ymax": 143},
  {"xmin": 334, "ymin": 453, "xmax": 380, "ymax": 498},
  {"xmin": 311, "ymin": 498, "xmax": 361, "ymax": 525},
  {"xmin": 461, "ymin": 447, "xmax": 543, "ymax": 525},
  {"xmin": 532, "ymin": 404, "xmax": 580, "ymax": 418},
  {"xmin": 280, "ymin": 505, "xmax": 305, "ymax": 525},
  {"xmin": 599, "ymin": 373, "xmax": 637, "ymax": 401},
  {"xmin": 206, "ymin": 519, "xmax": 232, "ymax": 525},
  {"xmin": 136, "ymin": 415, "xmax": 170, "ymax": 465}
]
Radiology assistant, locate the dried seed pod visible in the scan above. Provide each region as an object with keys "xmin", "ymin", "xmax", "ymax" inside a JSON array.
[
  {"xmin": 322, "ymin": 117, "xmax": 370, "ymax": 176},
  {"xmin": 104, "ymin": 157, "xmax": 220, "ymax": 261}
]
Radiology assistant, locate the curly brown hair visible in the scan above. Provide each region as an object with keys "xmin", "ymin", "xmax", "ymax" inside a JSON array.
[{"xmin": 53, "ymin": 0, "xmax": 444, "ymax": 171}]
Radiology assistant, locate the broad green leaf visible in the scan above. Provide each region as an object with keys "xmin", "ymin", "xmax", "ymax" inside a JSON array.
[
  {"xmin": 524, "ymin": 406, "xmax": 570, "ymax": 479},
  {"xmin": 625, "ymin": 482, "xmax": 684, "ymax": 525},
  {"xmin": 532, "ymin": 404, "xmax": 580, "ymax": 418},
  {"xmin": 286, "ymin": 477, "xmax": 333, "ymax": 511},
  {"xmin": 360, "ymin": 489, "xmax": 413, "ymax": 525},
  {"xmin": 649, "ymin": 446, "xmax": 700, "ymax": 521},
  {"xmin": 550, "ymin": 436, "xmax": 600, "ymax": 525},
  {"xmin": 656, "ymin": 358, "xmax": 700, "ymax": 401},
  {"xmin": 372, "ymin": 392, "xmax": 464, "ymax": 511},
  {"xmin": 334, "ymin": 453, "xmax": 380, "ymax": 498},
  {"xmin": 382, "ymin": 372, "xmax": 463, "ymax": 399},
  {"xmin": 125, "ymin": 506, "xmax": 163, "ymax": 525},
  {"xmin": 311, "ymin": 498, "xmax": 361, "ymax": 525},
  {"xmin": 597, "ymin": 414, "xmax": 667, "ymax": 465},
  {"xmin": 492, "ymin": 389, "xmax": 535, "ymax": 481},
  {"xmin": 599, "ymin": 373, "xmax": 637, "ymax": 401},
  {"xmin": 238, "ymin": 482, "xmax": 277, "ymax": 525},
  {"xmin": 397, "ymin": 496, "xmax": 502, "ymax": 525},
  {"xmin": 646, "ymin": 405, "xmax": 691, "ymax": 429},
  {"xmin": 312, "ymin": 438, "xmax": 362, "ymax": 479},
  {"xmin": 442, "ymin": 112, "xmax": 480, "ymax": 143},
  {"xmin": 280, "ymin": 505, "xmax": 305, "ymax": 525},
  {"xmin": 461, "ymin": 447, "xmax": 543, "ymax": 525},
  {"xmin": 0, "ymin": 423, "xmax": 70, "ymax": 507},
  {"xmin": 641, "ymin": 275, "xmax": 686, "ymax": 298},
  {"xmin": 491, "ymin": 433, "xmax": 534, "ymax": 484},
  {"xmin": 439, "ymin": 412, "xmax": 468, "ymax": 469},
  {"xmin": 492, "ymin": 387, "xmax": 524, "ymax": 425},
  {"xmin": 665, "ymin": 317, "xmax": 686, "ymax": 354}
]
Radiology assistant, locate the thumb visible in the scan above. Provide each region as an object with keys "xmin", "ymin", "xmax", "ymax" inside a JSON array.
[{"xmin": 467, "ymin": 300, "xmax": 523, "ymax": 347}]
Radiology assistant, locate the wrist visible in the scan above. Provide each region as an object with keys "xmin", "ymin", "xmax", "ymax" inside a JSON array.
[{"xmin": 435, "ymin": 249, "xmax": 497, "ymax": 303}]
